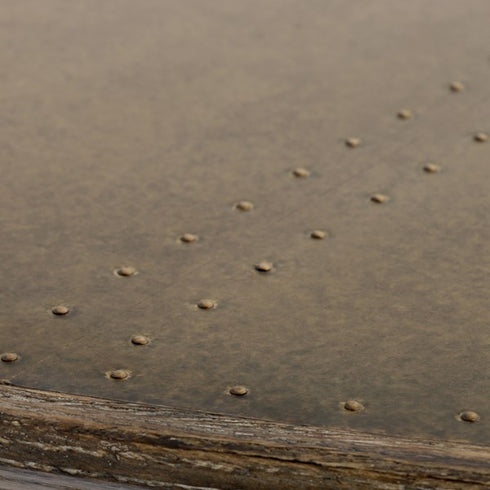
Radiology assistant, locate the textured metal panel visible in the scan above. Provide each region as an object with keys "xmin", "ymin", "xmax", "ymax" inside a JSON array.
[{"xmin": 0, "ymin": 0, "xmax": 489, "ymax": 444}]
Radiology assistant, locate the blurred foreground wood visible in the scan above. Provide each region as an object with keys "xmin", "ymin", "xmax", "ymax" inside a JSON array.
[
  {"xmin": 0, "ymin": 384, "xmax": 489, "ymax": 489},
  {"xmin": 0, "ymin": 465, "xmax": 141, "ymax": 489}
]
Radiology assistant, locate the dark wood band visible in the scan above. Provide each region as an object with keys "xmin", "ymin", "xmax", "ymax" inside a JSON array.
[{"xmin": 0, "ymin": 384, "xmax": 489, "ymax": 488}]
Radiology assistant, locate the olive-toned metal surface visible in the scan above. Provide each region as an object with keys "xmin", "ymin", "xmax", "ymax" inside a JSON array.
[{"xmin": 1, "ymin": 0, "xmax": 489, "ymax": 444}]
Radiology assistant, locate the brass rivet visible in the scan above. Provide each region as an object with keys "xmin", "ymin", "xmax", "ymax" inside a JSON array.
[
  {"xmin": 370, "ymin": 193, "xmax": 389, "ymax": 204},
  {"xmin": 197, "ymin": 299, "xmax": 217, "ymax": 310},
  {"xmin": 109, "ymin": 369, "xmax": 130, "ymax": 380},
  {"xmin": 52, "ymin": 305, "xmax": 70, "ymax": 316},
  {"xmin": 131, "ymin": 335, "xmax": 150, "ymax": 345},
  {"xmin": 450, "ymin": 81, "xmax": 465, "ymax": 92},
  {"xmin": 116, "ymin": 266, "xmax": 137, "ymax": 277},
  {"xmin": 344, "ymin": 400, "xmax": 364, "ymax": 412},
  {"xmin": 235, "ymin": 200, "xmax": 254, "ymax": 211},
  {"xmin": 459, "ymin": 411, "xmax": 480, "ymax": 423},
  {"xmin": 345, "ymin": 137, "xmax": 361, "ymax": 148},
  {"xmin": 1, "ymin": 353, "xmax": 18, "ymax": 363},
  {"xmin": 292, "ymin": 167, "xmax": 310, "ymax": 178},
  {"xmin": 229, "ymin": 386, "xmax": 248, "ymax": 396},
  {"xmin": 474, "ymin": 132, "xmax": 488, "ymax": 143},
  {"xmin": 255, "ymin": 261, "xmax": 273, "ymax": 272},
  {"xmin": 180, "ymin": 233, "xmax": 198, "ymax": 243},
  {"xmin": 423, "ymin": 163, "xmax": 441, "ymax": 173},
  {"xmin": 397, "ymin": 109, "xmax": 413, "ymax": 120},
  {"xmin": 310, "ymin": 230, "xmax": 326, "ymax": 239}
]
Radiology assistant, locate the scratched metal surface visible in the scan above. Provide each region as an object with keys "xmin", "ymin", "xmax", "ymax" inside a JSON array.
[{"xmin": 0, "ymin": 0, "xmax": 489, "ymax": 444}]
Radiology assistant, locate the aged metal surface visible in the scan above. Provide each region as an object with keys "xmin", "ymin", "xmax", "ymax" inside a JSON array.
[
  {"xmin": 1, "ymin": 0, "xmax": 490, "ymax": 448},
  {"xmin": 1, "ymin": 385, "xmax": 490, "ymax": 489}
]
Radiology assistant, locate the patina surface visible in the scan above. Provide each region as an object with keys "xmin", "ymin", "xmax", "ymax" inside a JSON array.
[{"xmin": 0, "ymin": 0, "xmax": 489, "ymax": 444}]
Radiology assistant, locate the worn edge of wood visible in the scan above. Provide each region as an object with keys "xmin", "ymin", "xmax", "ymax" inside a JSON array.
[
  {"xmin": 0, "ymin": 465, "xmax": 143, "ymax": 490},
  {"xmin": 0, "ymin": 384, "xmax": 489, "ymax": 489}
]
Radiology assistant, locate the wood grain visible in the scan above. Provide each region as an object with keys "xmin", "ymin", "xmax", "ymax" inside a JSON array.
[
  {"xmin": 0, "ymin": 465, "xmax": 141, "ymax": 489},
  {"xmin": 0, "ymin": 385, "xmax": 489, "ymax": 488}
]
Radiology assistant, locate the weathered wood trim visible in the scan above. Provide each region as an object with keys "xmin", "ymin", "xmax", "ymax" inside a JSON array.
[
  {"xmin": 0, "ymin": 465, "xmax": 142, "ymax": 489},
  {"xmin": 0, "ymin": 384, "xmax": 489, "ymax": 489}
]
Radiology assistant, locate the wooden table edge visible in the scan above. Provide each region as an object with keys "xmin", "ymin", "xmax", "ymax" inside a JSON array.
[{"xmin": 0, "ymin": 384, "xmax": 488, "ymax": 489}]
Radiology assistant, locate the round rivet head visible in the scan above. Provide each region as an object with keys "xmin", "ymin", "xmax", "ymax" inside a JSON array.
[
  {"xmin": 52, "ymin": 305, "xmax": 70, "ymax": 316},
  {"xmin": 180, "ymin": 233, "xmax": 198, "ymax": 243},
  {"xmin": 255, "ymin": 261, "xmax": 273, "ymax": 272},
  {"xmin": 310, "ymin": 230, "xmax": 326, "ymax": 239},
  {"xmin": 459, "ymin": 411, "xmax": 480, "ymax": 423},
  {"xmin": 197, "ymin": 299, "xmax": 217, "ymax": 310},
  {"xmin": 229, "ymin": 386, "xmax": 248, "ymax": 396},
  {"xmin": 397, "ymin": 109, "xmax": 413, "ymax": 120},
  {"xmin": 345, "ymin": 137, "xmax": 361, "ymax": 148},
  {"xmin": 474, "ymin": 132, "xmax": 488, "ymax": 143},
  {"xmin": 235, "ymin": 200, "xmax": 254, "ymax": 211},
  {"xmin": 344, "ymin": 400, "xmax": 364, "ymax": 412},
  {"xmin": 450, "ymin": 81, "xmax": 465, "ymax": 92},
  {"xmin": 131, "ymin": 335, "xmax": 149, "ymax": 346},
  {"xmin": 292, "ymin": 167, "xmax": 310, "ymax": 178},
  {"xmin": 370, "ymin": 194, "xmax": 389, "ymax": 204},
  {"xmin": 110, "ymin": 369, "xmax": 130, "ymax": 380},
  {"xmin": 1, "ymin": 353, "xmax": 18, "ymax": 363},
  {"xmin": 423, "ymin": 163, "xmax": 441, "ymax": 173},
  {"xmin": 116, "ymin": 266, "xmax": 137, "ymax": 277}
]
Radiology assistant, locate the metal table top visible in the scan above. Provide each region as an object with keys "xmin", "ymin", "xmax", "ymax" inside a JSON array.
[{"xmin": 1, "ymin": 0, "xmax": 489, "ymax": 444}]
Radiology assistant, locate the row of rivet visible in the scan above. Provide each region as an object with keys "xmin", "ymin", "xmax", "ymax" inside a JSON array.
[
  {"xmin": 338, "ymin": 82, "xmax": 481, "ymax": 144},
  {"xmin": 291, "ymin": 161, "xmax": 445, "ymax": 184},
  {"xmin": 343, "ymin": 131, "xmax": 487, "ymax": 151},
  {"xmin": 0, "ymin": 357, "xmax": 478, "ymax": 424},
  {"xmin": 178, "ymin": 229, "xmax": 327, "ymax": 245},
  {"xmin": 0, "ymin": 353, "xmax": 477, "ymax": 421}
]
